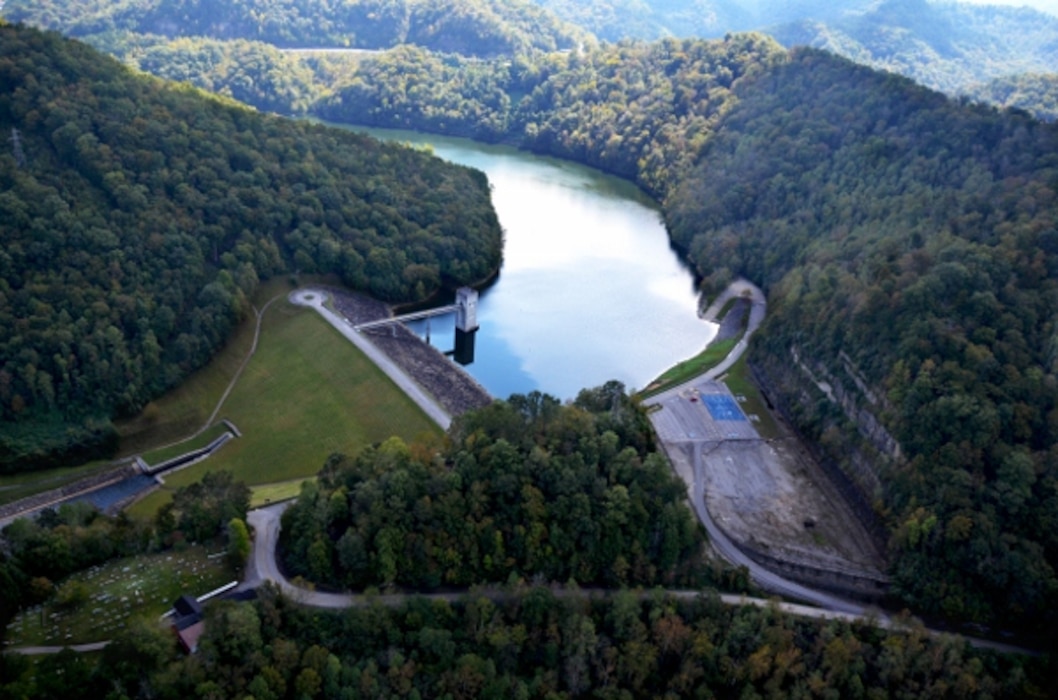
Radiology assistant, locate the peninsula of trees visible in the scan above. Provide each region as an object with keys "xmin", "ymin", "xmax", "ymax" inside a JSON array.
[{"xmin": 280, "ymin": 387, "xmax": 710, "ymax": 592}]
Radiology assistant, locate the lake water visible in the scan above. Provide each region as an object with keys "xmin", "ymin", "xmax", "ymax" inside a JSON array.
[{"xmin": 346, "ymin": 127, "xmax": 716, "ymax": 400}]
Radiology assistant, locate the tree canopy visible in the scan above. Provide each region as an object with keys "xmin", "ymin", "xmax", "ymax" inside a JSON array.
[
  {"xmin": 3, "ymin": 585, "xmax": 1043, "ymax": 699},
  {"xmin": 0, "ymin": 24, "xmax": 502, "ymax": 470},
  {"xmin": 281, "ymin": 385, "xmax": 712, "ymax": 591},
  {"xmin": 2, "ymin": 0, "xmax": 590, "ymax": 57}
]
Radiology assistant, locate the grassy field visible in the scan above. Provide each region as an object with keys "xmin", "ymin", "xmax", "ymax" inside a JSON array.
[
  {"xmin": 250, "ymin": 477, "xmax": 314, "ymax": 508},
  {"xmin": 721, "ymin": 355, "xmax": 781, "ymax": 440},
  {"xmin": 640, "ymin": 337, "xmax": 739, "ymax": 399},
  {"xmin": 9, "ymin": 275, "xmax": 438, "ymax": 520},
  {"xmin": 4, "ymin": 546, "xmax": 233, "ymax": 646},
  {"xmin": 129, "ymin": 294, "xmax": 440, "ymax": 517}
]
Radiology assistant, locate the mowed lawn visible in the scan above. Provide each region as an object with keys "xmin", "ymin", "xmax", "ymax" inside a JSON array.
[{"xmin": 130, "ymin": 298, "xmax": 440, "ymax": 516}]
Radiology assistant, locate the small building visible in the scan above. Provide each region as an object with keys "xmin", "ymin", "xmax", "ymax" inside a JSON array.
[
  {"xmin": 171, "ymin": 594, "xmax": 205, "ymax": 654},
  {"xmin": 455, "ymin": 287, "xmax": 479, "ymax": 332}
]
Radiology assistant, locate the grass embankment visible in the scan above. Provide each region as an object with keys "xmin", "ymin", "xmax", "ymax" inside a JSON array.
[
  {"xmin": 641, "ymin": 294, "xmax": 753, "ymax": 399},
  {"xmin": 4, "ymin": 546, "xmax": 233, "ymax": 646},
  {"xmin": 250, "ymin": 478, "xmax": 315, "ymax": 508},
  {"xmin": 129, "ymin": 290, "xmax": 440, "ymax": 518},
  {"xmin": 722, "ymin": 355, "xmax": 781, "ymax": 440},
  {"xmin": 641, "ymin": 337, "xmax": 740, "ymax": 398}
]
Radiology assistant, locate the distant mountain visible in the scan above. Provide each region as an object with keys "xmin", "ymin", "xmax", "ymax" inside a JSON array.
[
  {"xmin": 532, "ymin": 0, "xmax": 855, "ymax": 41},
  {"xmin": 1, "ymin": 0, "xmax": 591, "ymax": 57},
  {"xmin": 769, "ymin": 0, "xmax": 1058, "ymax": 95},
  {"xmin": 531, "ymin": 0, "xmax": 1058, "ymax": 99},
  {"xmin": 964, "ymin": 72, "xmax": 1058, "ymax": 122}
]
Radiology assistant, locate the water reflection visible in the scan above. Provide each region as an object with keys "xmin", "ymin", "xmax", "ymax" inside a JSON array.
[{"xmin": 346, "ymin": 126, "xmax": 717, "ymax": 400}]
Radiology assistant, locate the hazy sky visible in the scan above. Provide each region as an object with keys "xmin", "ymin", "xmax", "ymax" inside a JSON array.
[{"xmin": 952, "ymin": 0, "xmax": 1058, "ymax": 17}]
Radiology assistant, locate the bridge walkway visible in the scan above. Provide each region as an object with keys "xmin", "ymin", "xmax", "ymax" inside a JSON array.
[{"xmin": 353, "ymin": 304, "xmax": 458, "ymax": 331}]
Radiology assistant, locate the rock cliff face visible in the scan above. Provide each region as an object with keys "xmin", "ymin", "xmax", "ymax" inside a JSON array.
[{"xmin": 751, "ymin": 346, "xmax": 898, "ymax": 544}]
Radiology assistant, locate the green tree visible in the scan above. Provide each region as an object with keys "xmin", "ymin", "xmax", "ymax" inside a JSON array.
[{"xmin": 227, "ymin": 517, "xmax": 252, "ymax": 572}]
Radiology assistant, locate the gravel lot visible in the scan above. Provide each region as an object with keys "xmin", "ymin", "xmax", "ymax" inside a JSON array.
[{"xmin": 651, "ymin": 377, "xmax": 886, "ymax": 584}]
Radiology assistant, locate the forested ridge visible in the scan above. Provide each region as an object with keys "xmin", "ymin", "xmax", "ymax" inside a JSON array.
[
  {"xmin": 317, "ymin": 35, "xmax": 787, "ymax": 199},
  {"xmin": 11, "ymin": 0, "xmax": 1058, "ymax": 121},
  {"xmin": 665, "ymin": 50, "xmax": 1058, "ymax": 633},
  {"xmin": 4, "ymin": 585, "xmax": 1043, "ymax": 699},
  {"xmin": 964, "ymin": 73, "xmax": 1058, "ymax": 124},
  {"xmin": 274, "ymin": 36, "xmax": 1058, "ymax": 634},
  {"xmin": 532, "ymin": 0, "xmax": 1058, "ymax": 108},
  {"xmin": 0, "ymin": 24, "xmax": 502, "ymax": 471},
  {"xmin": 2, "ymin": 0, "xmax": 589, "ymax": 57},
  {"xmin": 90, "ymin": 32, "xmax": 328, "ymax": 117},
  {"xmin": 280, "ymin": 387, "xmax": 713, "ymax": 592},
  {"xmin": 766, "ymin": 0, "xmax": 1058, "ymax": 98}
]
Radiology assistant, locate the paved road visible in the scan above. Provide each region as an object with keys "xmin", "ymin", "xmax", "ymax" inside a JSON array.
[
  {"xmin": 241, "ymin": 503, "xmax": 1032, "ymax": 655},
  {"xmin": 289, "ymin": 289, "xmax": 452, "ymax": 430},
  {"xmin": 653, "ymin": 278, "xmax": 767, "ymax": 404},
  {"xmin": 644, "ymin": 279, "xmax": 870, "ymax": 614}
]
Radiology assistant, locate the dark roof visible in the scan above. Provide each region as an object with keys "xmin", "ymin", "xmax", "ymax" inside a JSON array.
[
  {"xmin": 173, "ymin": 594, "xmax": 202, "ymax": 617},
  {"xmin": 172, "ymin": 594, "xmax": 204, "ymax": 631}
]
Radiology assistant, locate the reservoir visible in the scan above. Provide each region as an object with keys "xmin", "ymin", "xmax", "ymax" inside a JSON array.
[{"xmin": 347, "ymin": 127, "xmax": 716, "ymax": 400}]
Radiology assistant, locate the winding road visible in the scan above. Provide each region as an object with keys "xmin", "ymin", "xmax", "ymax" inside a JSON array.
[
  {"xmin": 240, "ymin": 502, "xmax": 1030, "ymax": 656},
  {"xmin": 244, "ymin": 502, "xmax": 868, "ymax": 616},
  {"xmin": 4, "ymin": 281, "xmax": 1035, "ymax": 658},
  {"xmin": 644, "ymin": 280, "xmax": 872, "ymax": 615}
]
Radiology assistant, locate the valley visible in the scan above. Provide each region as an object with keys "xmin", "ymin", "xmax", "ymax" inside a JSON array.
[{"xmin": 2, "ymin": 0, "xmax": 1058, "ymax": 695}]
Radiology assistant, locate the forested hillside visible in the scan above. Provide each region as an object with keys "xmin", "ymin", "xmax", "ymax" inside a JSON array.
[
  {"xmin": 666, "ymin": 49, "xmax": 1058, "ymax": 633},
  {"xmin": 768, "ymin": 0, "xmax": 1058, "ymax": 97},
  {"xmin": 317, "ymin": 35, "xmax": 787, "ymax": 198},
  {"xmin": 90, "ymin": 33, "xmax": 326, "ymax": 116},
  {"xmin": 4, "ymin": 586, "xmax": 1041, "ymax": 699},
  {"xmin": 534, "ymin": 0, "xmax": 1058, "ymax": 109},
  {"xmin": 2, "ymin": 0, "xmax": 589, "ymax": 57},
  {"xmin": 280, "ymin": 387, "xmax": 711, "ymax": 591},
  {"xmin": 263, "ymin": 35, "xmax": 1058, "ymax": 633},
  {"xmin": 533, "ymin": 0, "xmax": 849, "ymax": 41},
  {"xmin": 965, "ymin": 73, "xmax": 1058, "ymax": 123},
  {"xmin": 0, "ymin": 25, "xmax": 502, "ymax": 471}
]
